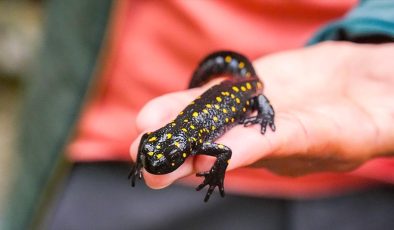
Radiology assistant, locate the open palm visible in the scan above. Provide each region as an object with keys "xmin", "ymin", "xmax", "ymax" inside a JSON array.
[{"xmin": 130, "ymin": 42, "xmax": 394, "ymax": 189}]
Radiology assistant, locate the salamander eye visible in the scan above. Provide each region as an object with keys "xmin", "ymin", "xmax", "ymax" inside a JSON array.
[
  {"xmin": 169, "ymin": 149, "xmax": 178, "ymax": 157},
  {"xmin": 169, "ymin": 149, "xmax": 184, "ymax": 160},
  {"xmin": 144, "ymin": 145, "xmax": 154, "ymax": 152}
]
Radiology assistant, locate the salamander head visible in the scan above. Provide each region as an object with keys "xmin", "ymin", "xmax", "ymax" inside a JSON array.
[{"xmin": 138, "ymin": 129, "xmax": 189, "ymax": 175}]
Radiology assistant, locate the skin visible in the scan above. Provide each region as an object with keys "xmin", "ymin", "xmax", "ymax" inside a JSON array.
[{"xmin": 130, "ymin": 41, "xmax": 394, "ymax": 189}]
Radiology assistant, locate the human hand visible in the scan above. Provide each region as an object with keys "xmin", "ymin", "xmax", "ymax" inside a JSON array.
[{"xmin": 130, "ymin": 42, "xmax": 394, "ymax": 189}]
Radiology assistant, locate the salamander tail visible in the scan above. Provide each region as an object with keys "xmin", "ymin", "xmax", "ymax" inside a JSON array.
[{"xmin": 189, "ymin": 50, "xmax": 256, "ymax": 88}]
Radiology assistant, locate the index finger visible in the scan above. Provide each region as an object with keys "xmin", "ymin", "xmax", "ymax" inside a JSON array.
[{"xmin": 129, "ymin": 87, "xmax": 307, "ymax": 189}]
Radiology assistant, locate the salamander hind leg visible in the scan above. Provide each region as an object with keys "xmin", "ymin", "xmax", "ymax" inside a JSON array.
[
  {"xmin": 241, "ymin": 94, "xmax": 275, "ymax": 134},
  {"xmin": 195, "ymin": 142, "xmax": 232, "ymax": 202}
]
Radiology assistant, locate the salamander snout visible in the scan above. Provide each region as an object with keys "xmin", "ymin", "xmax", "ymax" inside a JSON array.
[
  {"xmin": 139, "ymin": 130, "xmax": 187, "ymax": 175},
  {"xmin": 141, "ymin": 153, "xmax": 175, "ymax": 175}
]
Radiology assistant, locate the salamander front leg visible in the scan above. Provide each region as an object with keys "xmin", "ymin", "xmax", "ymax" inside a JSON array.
[
  {"xmin": 128, "ymin": 133, "xmax": 148, "ymax": 186},
  {"xmin": 128, "ymin": 152, "xmax": 143, "ymax": 187},
  {"xmin": 241, "ymin": 94, "xmax": 275, "ymax": 134},
  {"xmin": 195, "ymin": 142, "xmax": 232, "ymax": 202}
]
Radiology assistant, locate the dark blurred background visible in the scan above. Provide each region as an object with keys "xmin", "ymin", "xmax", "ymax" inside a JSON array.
[{"xmin": 0, "ymin": 0, "xmax": 43, "ymax": 224}]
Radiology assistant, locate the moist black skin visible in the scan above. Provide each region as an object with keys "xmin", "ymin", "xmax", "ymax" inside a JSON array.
[{"xmin": 129, "ymin": 51, "xmax": 275, "ymax": 202}]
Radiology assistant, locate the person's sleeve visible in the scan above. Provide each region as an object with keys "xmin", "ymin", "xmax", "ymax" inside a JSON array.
[{"xmin": 308, "ymin": 0, "xmax": 394, "ymax": 44}]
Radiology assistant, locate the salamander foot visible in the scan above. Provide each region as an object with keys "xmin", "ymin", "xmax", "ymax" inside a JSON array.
[{"xmin": 195, "ymin": 165, "xmax": 226, "ymax": 202}]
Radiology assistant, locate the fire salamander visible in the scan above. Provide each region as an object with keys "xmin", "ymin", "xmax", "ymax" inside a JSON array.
[{"xmin": 130, "ymin": 51, "xmax": 275, "ymax": 202}]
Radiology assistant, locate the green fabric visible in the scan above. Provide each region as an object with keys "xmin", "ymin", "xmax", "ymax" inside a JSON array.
[
  {"xmin": 308, "ymin": 0, "xmax": 394, "ymax": 44},
  {"xmin": 2, "ymin": 0, "xmax": 113, "ymax": 229}
]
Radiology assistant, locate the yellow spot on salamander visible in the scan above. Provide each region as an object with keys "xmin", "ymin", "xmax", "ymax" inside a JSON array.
[
  {"xmin": 148, "ymin": 137, "xmax": 157, "ymax": 142},
  {"xmin": 225, "ymin": 55, "xmax": 232, "ymax": 63},
  {"xmin": 190, "ymin": 101, "xmax": 195, "ymax": 105},
  {"xmin": 230, "ymin": 94, "xmax": 235, "ymax": 99},
  {"xmin": 192, "ymin": 112, "xmax": 198, "ymax": 117},
  {"xmin": 179, "ymin": 111, "xmax": 184, "ymax": 115},
  {"xmin": 232, "ymin": 86, "xmax": 239, "ymax": 92},
  {"xmin": 148, "ymin": 152, "xmax": 154, "ymax": 156},
  {"xmin": 206, "ymin": 104, "xmax": 212, "ymax": 108},
  {"xmin": 190, "ymin": 125, "xmax": 195, "ymax": 129},
  {"xmin": 203, "ymin": 109, "xmax": 209, "ymax": 114},
  {"xmin": 214, "ymin": 104, "xmax": 220, "ymax": 109},
  {"xmin": 199, "ymin": 139, "xmax": 203, "ymax": 143},
  {"xmin": 156, "ymin": 145, "xmax": 161, "ymax": 149},
  {"xmin": 192, "ymin": 137, "xmax": 197, "ymax": 142},
  {"xmin": 211, "ymin": 126, "xmax": 216, "ymax": 130},
  {"xmin": 231, "ymin": 106, "xmax": 236, "ymax": 112},
  {"xmin": 174, "ymin": 141, "xmax": 180, "ymax": 148},
  {"xmin": 246, "ymin": 101, "xmax": 250, "ymax": 106},
  {"xmin": 156, "ymin": 153, "xmax": 163, "ymax": 159},
  {"xmin": 218, "ymin": 144, "xmax": 224, "ymax": 149},
  {"xmin": 166, "ymin": 133, "xmax": 172, "ymax": 139},
  {"xmin": 182, "ymin": 128, "xmax": 188, "ymax": 133},
  {"xmin": 171, "ymin": 163, "xmax": 175, "ymax": 166},
  {"xmin": 241, "ymin": 86, "xmax": 246, "ymax": 91},
  {"xmin": 231, "ymin": 118, "xmax": 235, "ymax": 122},
  {"xmin": 257, "ymin": 82, "xmax": 263, "ymax": 89},
  {"xmin": 223, "ymin": 108, "xmax": 228, "ymax": 113},
  {"xmin": 225, "ymin": 118, "xmax": 229, "ymax": 123},
  {"xmin": 243, "ymin": 107, "xmax": 247, "ymax": 112},
  {"xmin": 216, "ymin": 97, "xmax": 222, "ymax": 102},
  {"xmin": 182, "ymin": 153, "xmax": 187, "ymax": 158},
  {"xmin": 213, "ymin": 116, "xmax": 218, "ymax": 122},
  {"xmin": 246, "ymin": 82, "xmax": 252, "ymax": 89},
  {"xmin": 183, "ymin": 119, "xmax": 188, "ymax": 123},
  {"xmin": 236, "ymin": 98, "xmax": 241, "ymax": 104},
  {"xmin": 238, "ymin": 62, "xmax": 245, "ymax": 68},
  {"xmin": 171, "ymin": 123, "xmax": 176, "ymax": 127}
]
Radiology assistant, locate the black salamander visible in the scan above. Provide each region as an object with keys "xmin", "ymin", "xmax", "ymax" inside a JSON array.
[{"xmin": 130, "ymin": 51, "xmax": 275, "ymax": 202}]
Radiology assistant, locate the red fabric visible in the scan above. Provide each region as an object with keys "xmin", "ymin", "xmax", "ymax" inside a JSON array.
[{"xmin": 67, "ymin": 0, "xmax": 394, "ymax": 198}]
